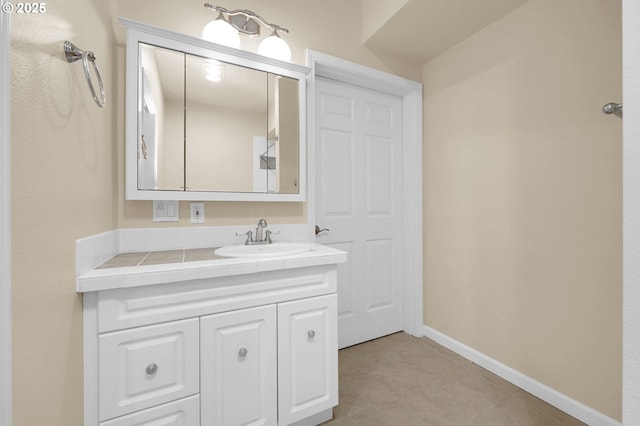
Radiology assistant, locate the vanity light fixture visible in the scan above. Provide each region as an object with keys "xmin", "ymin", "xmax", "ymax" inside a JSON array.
[
  {"xmin": 203, "ymin": 3, "xmax": 292, "ymax": 62},
  {"xmin": 202, "ymin": 6, "xmax": 241, "ymax": 48}
]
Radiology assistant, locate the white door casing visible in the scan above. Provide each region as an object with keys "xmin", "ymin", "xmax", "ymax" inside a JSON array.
[
  {"xmin": 306, "ymin": 50, "xmax": 424, "ymax": 342},
  {"xmin": 315, "ymin": 77, "xmax": 403, "ymax": 348},
  {"xmin": 0, "ymin": 11, "xmax": 11, "ymax": 426},
  {"xmin": 623, "ymin": 1, "xmax": 640, "ymax": 423}
]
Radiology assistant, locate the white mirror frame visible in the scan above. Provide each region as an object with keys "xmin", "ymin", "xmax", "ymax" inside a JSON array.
[{"xmin": 121, "ymin": 18, "xmax": 309, "ymax": 202}]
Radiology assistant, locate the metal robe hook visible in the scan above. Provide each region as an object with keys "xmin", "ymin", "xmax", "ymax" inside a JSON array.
[
  {"xmin": 64, "ymin": 41, "xmax": 106, "ymax": 108},
  {"xmin": 602, "ymin": 102, "xmax": 622, "ymax": 116}
]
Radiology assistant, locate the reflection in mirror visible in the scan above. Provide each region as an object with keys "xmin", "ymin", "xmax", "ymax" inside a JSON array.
[
  {"xmin": 138, "ymin": 43, "xmax": 185, "ymax": 191},
  {"xmin": 185, "ymin": 55, "xmax": 268, "ymax": 192}
]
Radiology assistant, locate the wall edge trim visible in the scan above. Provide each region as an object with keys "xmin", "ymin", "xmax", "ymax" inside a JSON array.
[{"xmin": 0, "ymin": 10, "xmax": 11, "ymax": 426}]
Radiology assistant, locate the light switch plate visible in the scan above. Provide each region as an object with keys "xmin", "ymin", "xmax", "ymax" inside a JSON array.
[
  {"xmin": 153, "ymin": 200, "xmax": 179, "ymax": 222},
  {"xmin": 190, "ymin": 202, "xmax": 205, "ymax": 224}
]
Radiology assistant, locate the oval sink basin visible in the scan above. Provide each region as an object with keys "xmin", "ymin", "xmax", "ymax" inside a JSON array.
[{"xmin": 215, "ymin": 242, "xmax": 313, "ymax": 258}]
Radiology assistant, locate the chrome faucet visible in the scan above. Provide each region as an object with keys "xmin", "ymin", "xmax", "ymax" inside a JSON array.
[
  {"xmin": 255, "ymin": 218, "xmax": 267, "ymax": 243},
  {"xmin": 237, "ymin": 219, "xmax": 277, "ymax": 245}
]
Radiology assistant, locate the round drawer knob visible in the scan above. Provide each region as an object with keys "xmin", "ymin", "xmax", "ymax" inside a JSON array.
[
  {"xmin": 238, "ymin": 347, "xmax": 248, "ymax": 357},
  {"xmin": 146, "ymin": 363, "xmax": 158, "ymax": 375},
  {"xmin": 308, "ymin": 330, "xmax": 316, "ymax": 339}
]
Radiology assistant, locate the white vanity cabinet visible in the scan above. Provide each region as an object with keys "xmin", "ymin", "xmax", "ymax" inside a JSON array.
[{"xmin": 81, "ymin": 261, "xmax": 342, "ymax": 426}]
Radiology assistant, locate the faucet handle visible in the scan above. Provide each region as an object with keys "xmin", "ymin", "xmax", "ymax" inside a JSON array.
[
  {"xmin": 265, "ymin": 229, "xmax": 280, "ymax": 244},
  {"xmin": 236, "ymin": 230, "xmax": 254, "ymax": 245}
]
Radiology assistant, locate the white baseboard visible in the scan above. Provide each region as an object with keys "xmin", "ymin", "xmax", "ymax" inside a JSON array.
[{"xmin": 422, "ymin": 326, "xmax": 621, "ymax": 426}]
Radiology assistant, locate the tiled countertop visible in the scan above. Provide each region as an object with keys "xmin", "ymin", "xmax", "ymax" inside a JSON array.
[
  {"xmin": 77, "ymin": 244, "xmax": 347, "ymax": 293},
  {"xmin": 97, "ymin": 248, "xmax": 227, "ymax": 269}
]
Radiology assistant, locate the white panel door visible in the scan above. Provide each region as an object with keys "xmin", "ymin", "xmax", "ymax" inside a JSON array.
[
  {"xmin": 200, "ymin": 305, "xmax": 277, "ymax": 426},
  {"xmin": 315, "ymin": 77, "xmax": 403, "ymax": 348},
  {"xmin": 277, "ymin": 294, "xmax": 338, "ymax": 426}
]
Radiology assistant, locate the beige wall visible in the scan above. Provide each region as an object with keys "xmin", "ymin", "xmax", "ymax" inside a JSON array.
[
  {"xmin": 423, "ymin": 0, "xmax": 622, "ymax": 419},
  {"xmin": 10, "ymin": 0, "xmax": 117, "ymax": 425},
  {"xmin": 115, "ymin": 0, "xmax": 422, "ymax": 229}
]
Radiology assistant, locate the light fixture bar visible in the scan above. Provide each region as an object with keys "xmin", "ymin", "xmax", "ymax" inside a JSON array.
[{"xmin": 204, "ymin": 3, "xmax": 289, "ymax": 34}]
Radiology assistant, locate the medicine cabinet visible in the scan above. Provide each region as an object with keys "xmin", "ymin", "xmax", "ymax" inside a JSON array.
[{"xmin": 122, "ymin": 18, "xmax": 309, "ymax": 201}]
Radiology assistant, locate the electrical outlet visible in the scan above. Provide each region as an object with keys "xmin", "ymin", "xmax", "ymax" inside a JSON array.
[{"xmin": 190, "ymin": 202, "xmax": 205, "ymax": 224}]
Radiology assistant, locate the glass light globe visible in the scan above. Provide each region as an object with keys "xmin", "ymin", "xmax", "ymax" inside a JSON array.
[
  {"xmin": 258, "ymin": 31, "xmax": 291, "ymax": 62},
  {"xmin": 202, "ymin": 16, "xmax": 241, "ymax": 49}
]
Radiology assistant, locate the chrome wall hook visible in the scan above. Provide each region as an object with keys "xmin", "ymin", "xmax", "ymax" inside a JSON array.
[
  {"xmin": 64, "ymin": 41, "xmax": 106, "ymax": 108},
  {"xmin": 602, "ymin": 102, "xmax": 622, "ymax": 116}
]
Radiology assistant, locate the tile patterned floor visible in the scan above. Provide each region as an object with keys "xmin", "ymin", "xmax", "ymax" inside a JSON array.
[{"xmin": 323, "ymin": 332, "xmax": 586, "ymax": 426}]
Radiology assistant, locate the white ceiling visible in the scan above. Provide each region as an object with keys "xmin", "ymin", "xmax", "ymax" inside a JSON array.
[{"xmin": 364, "ymin": 0, "xmax": 528, "ymax": 64}]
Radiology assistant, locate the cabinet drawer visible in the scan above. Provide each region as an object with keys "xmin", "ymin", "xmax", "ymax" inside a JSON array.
[
  {"xmin": 278, "ymin": 294, "xmax": 338, "ymax": 426},
  {"xmin": 100, "ymin": 395, "xmax": 199, "ymax": 426},
  {"xmin": 99, "ymin": 318, "xmax": 199, "ymax": 421},
  {"xmin": 200, "ymin": 305, "xmax": 277, "ymax": 426}
]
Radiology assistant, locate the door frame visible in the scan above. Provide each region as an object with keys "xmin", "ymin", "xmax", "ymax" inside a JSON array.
[
  {"xmin": 623, "ymin": 0, "xmax": 640, "ymax": 422},
  {"xmin": 0, "ymin": 10, "xmax": 11, "ymax": 426},
  {"xmin": 306, "ymin": 50, "xmax": 424, "ymax": 338}
]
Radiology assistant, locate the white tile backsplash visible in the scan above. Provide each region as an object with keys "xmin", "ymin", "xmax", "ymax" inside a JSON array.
[{"xmin": 76, "ymin": 230, "xmax": 120, "ymax": 276}]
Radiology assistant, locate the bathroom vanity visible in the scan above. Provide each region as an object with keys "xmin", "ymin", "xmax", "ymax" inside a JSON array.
[
  {"xmin": 78, "ymin": 243, "xmax": 346, "ymax": 426},
  {"xmin": 81, "ymin": 16, "xmax": 343, "ymax": 425}
]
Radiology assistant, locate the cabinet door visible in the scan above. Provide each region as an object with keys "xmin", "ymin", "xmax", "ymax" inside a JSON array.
[
  {"xmin": 200, "ymin": 305, "xmax": 277, "ymax": 426},
  {"xmin": 99, "ymin": 318, "xmax": 200, "ymax": 421},
  {"xmin": 277, "ymin": 294, "xmax": 338, "ymax": 425}
]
